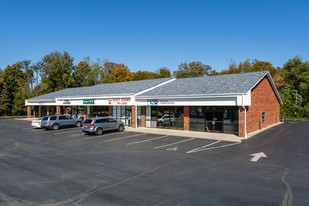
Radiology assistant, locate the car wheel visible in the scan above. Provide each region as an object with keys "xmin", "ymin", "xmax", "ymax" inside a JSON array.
[
  {"xmin": 96, "ymin": 128, "xmax": 103, "ymax": 135},
  {"xmin": 52, "ymin": 124, "xmax": 59, "ymax": 130},
  {"xmin": 75, "ymin": 121, "xmax": 82, "ymax": 127},
  {"xmin": 118, "ymin": 125, "xmax": 124, "ymax": 132}
]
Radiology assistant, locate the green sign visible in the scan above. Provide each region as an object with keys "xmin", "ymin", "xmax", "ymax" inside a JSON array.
[
  {"xmin": 63, "ymin": 100, "xmax": 71, "ymax": 105},
  {"xmin": 83, "ymin": 99, "xmax": 95, "ymax": 104}
]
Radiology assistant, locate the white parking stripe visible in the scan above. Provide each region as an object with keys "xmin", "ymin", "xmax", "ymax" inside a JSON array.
[
  {"xmin": 154, "ymin": 138, "xmax": 196, "ymax": 149},
  {"xmin": 69, "ymin": 133, "xmax": 85, "ymax": 137},
  {"xmin": 127, "ymin": 135, "xmax": 169, "ymax": 145},
  {"xmin": 103, "ymin": 133, "xmax": 146, "ymax": 142},
  {"xmin": 186, "ymin": 140, "xmax": 221, "ymax": 153},
  {"xmin": 53, "ymin": 130, "xmax": 81, "ymax": 135},
  {"xmin": 186, "ymin": 142, "xmax": 240, "ymax": 154},
  {"xmin": 84, "ymin": 132, "xmax": 123, "ymax": 140}
]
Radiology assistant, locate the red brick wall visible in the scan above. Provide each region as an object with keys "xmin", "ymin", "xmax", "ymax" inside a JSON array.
[
  {"xmin": 184, "ymin": 106, "xmax": 190, "ymax": 131},
  {"xmin": 132, "ymin": 106, "xmax": 136, "ymax": 128},
  {"xmin": 108, "ymin": 106, "xmax": 113, "ymax": 118},
  {"xmin": 240, "ymin": 76, "xmax": 280, "ymax": 136},
  {"xmin": 27, "ymin": 106, "xmax": 31, "ymax": 118},
  {"xmin": 83, "ymin": 106, "xmax": 87, "ymax": 120},
  {"xmin": 141, "ymin": 106, "xmax": 146, "ymax": 127}
]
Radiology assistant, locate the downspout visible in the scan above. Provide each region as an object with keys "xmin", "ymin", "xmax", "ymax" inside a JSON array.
[{"xmin": 242, "ymin": 94, "xmax": 247, "ymax": 138}]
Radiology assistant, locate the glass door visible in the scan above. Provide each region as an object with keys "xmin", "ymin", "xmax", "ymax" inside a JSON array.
[
  {"xmin": 206, "ymin": 111, "xmax": 223, "ymax": 133},
  {"xmin": 125, "ymin": 107, "xmax": 132, "ymax": 126}
]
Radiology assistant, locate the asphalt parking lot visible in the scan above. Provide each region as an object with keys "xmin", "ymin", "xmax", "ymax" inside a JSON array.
[{"xmin": 0, "ymin": 119, "xmax": 308, "ymax": 205}]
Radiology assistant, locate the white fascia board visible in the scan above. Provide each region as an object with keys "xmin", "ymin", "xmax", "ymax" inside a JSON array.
[
  {"xmin": 134, "ymin": 78, "xmax": 176, "ymax": 96},
  {"xmin": 136, "ymin": 93, "xmax": 244, "ymax": 100},
  {"xmin": 236, "ymin": 91, "xmax": 251, "ymax": 106}
]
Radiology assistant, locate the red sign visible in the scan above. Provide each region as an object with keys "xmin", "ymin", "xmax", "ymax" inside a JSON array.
[{"xmin": 112, "ymin": 98, "xmax": 131, "ymax": 105}]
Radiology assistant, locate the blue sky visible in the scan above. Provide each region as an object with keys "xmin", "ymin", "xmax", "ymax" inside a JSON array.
[{"xmin": 0, "ymin": 0, "xmax": 308, "ymax": 73}]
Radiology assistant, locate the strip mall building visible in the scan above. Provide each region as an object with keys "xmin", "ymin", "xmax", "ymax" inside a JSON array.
[{"xmin": 25, "ymin": 71, "xmax": 282, "ymax": 138}]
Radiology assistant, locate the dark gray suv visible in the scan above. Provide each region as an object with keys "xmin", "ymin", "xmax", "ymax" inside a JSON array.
[
  {"xmin": 82, "ymin": 117, "xmax": 124, "ymax": 135},
  {"xmin": 41, "ymin": 115, "xmax": 82, "ymax": 130}
]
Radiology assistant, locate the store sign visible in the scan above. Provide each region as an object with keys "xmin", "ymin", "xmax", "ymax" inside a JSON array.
[
  {"xmin": 112, "ymin": 98, "xmax": 131, "ymax": 105},
  {"xmin": 147, "ymin": 99, "xmax": 174, "ymax": 105},
  {"xmin": 83, "ymin": 99, "xmax": 95, "ymax": 104},
  {"xmin": 63, "ymin": 100, "xmax": 71, "ymax": 105}
]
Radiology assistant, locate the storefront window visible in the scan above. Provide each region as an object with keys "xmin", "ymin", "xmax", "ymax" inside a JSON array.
[
  {"xmin": 88, "ymin": 106, "xmax": 109, "ymax": 118},
  {"xmin": 189, "ymin": 106, "xmax": 238, "ymax": 135},
  {"xmin": 150, "ymin": 106, "xmax": 184, "ymax": 130},
  {"xmin": 113, "ymin": 106, "xmax": 131, "ymax": 126}
]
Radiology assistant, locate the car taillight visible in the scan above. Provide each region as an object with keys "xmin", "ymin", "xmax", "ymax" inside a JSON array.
[{"xmin": 89, "ymin": 124, "xmax": 94, "ymax": 127}]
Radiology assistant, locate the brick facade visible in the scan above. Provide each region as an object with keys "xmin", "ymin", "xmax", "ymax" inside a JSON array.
[
  {"xmin": 27, "ymin": 106, "xmax": 31, "ymax": 118},
  {"xmin": 141, "ymin": 106, "xmax": 146, "ymax": 127},
  {"xmin": 239, "ymin": 76, "xmax": 280, "ymax": 137},
  {"xmin": 184, "ymin": 106, "xmax": 190, "ymax": 131},
  {"xmin": 108, "ymin": 106, "xmax": 113, "ymax": 118},
  {"xmin": 132, "ymin": 106, "xmax": 137, "ymax": 128}
]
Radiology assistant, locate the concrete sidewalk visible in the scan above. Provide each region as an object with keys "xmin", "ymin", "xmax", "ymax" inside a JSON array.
[{"xmin": 125, "ymin": 127, "xmax": 242, "ymax": 142}]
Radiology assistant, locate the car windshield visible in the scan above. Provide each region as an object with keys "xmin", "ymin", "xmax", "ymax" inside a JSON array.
[
  {"xmin": 84, "ymin": 119, "xmax": 93, "ymax": 124},
  {"xmin": 42, "ymin": 117, "xmax": 49, "ymax": 120}
]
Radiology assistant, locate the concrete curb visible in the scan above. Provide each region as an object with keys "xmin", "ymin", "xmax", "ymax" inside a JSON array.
[{"xmin": 125, "ymin": 127, "xmax": 242, "ymax": 142}]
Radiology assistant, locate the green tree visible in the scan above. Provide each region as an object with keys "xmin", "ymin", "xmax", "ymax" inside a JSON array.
[
  {"xmin": 2, "ymin": 63, "xmax": 25, "ymax": 115},
  {"xmin": 40, "ymin": 51, "xmax": 74, "ymax": 93},
  {"xmin": 72, "ymin": 61, "xmax": 95, "ymax": 87},
  {"xmin": 173, "ymin": 61, "xmax": 213, "ymax": 78},
  {"xmin": 157, "ymin": 67, "xmax": 171, "ymax": 78},
  {"xmin": 280, "ymin": 56, "xmax": 309, "ymax": 118}
]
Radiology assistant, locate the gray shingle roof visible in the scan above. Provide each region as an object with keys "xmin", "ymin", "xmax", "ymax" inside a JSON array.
[
  {"xmin": 27, "ymin": 78, "xmax": 172, "ymax": 101},
  {"xmin": 137, "ymin": 71, "xmax": 269, "ymax": 97}
]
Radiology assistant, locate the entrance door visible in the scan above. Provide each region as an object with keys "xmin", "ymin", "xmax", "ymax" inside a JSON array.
[
  {"xmin": 125, "ymin": 107, "xmax": 132, "ymax": 126},
  {"xmin": 205, "ymin": 111, "xmax": 223, "ymax": 133}
]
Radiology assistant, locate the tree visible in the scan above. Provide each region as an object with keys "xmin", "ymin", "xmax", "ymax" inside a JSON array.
[
  {"xmin": 107, "ymin": 68, "xmax": 134, "ymax": 83},
  {"xmin": 2, "ymin": 63, "xmax": 25, "ymax": 115},
  {"xmin": 280, "ymin": 56, "xmax": 309, "ymax": 118},
  {"xmin": 157, "ymin": 67, "xmax": 171, "ymax": 78},
  {"xmin": 134, "ymin": 71, "xmax": 159, "ymax": 80},
  {"xmin": 40, "ymin": 51, "xmax": 74, "ymax": 93},
  {"xmin": 72, "ymin": 61, "xmax": 95, "ymax": 87},
  {"xmin": 250, "ymin": 59, "xmax": 277, "ymax": 76},
  {"xmin": 101, "ymin": 62, "xmax": 127, "ymax": 83},
  {"xmin": 173, "ymin": 61, "xmax": 213, "ymax": 78}
]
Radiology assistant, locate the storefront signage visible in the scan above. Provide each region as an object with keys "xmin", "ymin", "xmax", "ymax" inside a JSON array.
[
  {"xmin": 63, "ymin": 100, "xmax": 71, "ymax": 105},
  {"xmin": 147, "ymin": 99, "xmax": 174, "ymax": 105},
  {"xmin": 108, "ymin": 98, "xmax": 131, "ymax": 105},
  {"xmin": 83, "ymin": 99, "xmax": 95, "ymax": 104}
]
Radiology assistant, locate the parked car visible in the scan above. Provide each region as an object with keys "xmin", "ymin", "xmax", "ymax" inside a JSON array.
[
  {"xmin": 157, "ymin": 114, "xmax": 176, "ymax": 126},
  {"xmin": 41, "ymin": 115, "xmax": 82, "ymax": 130},
  {"xmin": 82, "ymin": 117, "xmax": 124, "ymax": 135},
  {"xmin": 31, "ymin": 118, "xmax": 42, "ymax": 128}
]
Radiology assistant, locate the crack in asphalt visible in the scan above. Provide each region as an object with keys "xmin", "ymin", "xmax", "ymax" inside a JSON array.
[{"xmin": 280, "ymin": 169, "xmax": 293, "ymax": 206}]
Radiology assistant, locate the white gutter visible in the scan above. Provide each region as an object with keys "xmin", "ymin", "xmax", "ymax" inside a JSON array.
[
  {"xmin": 242, "ymin": 94, "xmax": 247, "ymax": 138},
  {"xmin": 135, "ymin": 104, "xmax": 138, "ymax": 128}
]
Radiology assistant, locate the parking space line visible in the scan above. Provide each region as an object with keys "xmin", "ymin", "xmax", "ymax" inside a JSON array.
[
  {"xmin": 154, "ymin": 138, "xmax": 196, "ymax": 149},
  {"xmin": 127, "ymin": 135, "xmax": 169, "ymax": 145},
  {"xmin": 84, "ymin": 132, "xmax": 125, "ymax": 140},
  {"xmin": 186, "ymin": 140, "xmax": 221, "ymax": 153},
  {"xmin": 186, "ymin": 142, "xmax": 241, "ymax": 154},
  {"xmin": 53, "ymin": 130, "xmax": 82, "ymax": 135},
  {"xmin": 103, "ymin": 133, "xmax": 146, "ymax": 142},
  {"xmin": 69, "ymin": 133, "xmax": 85, "ymax": 137}
]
